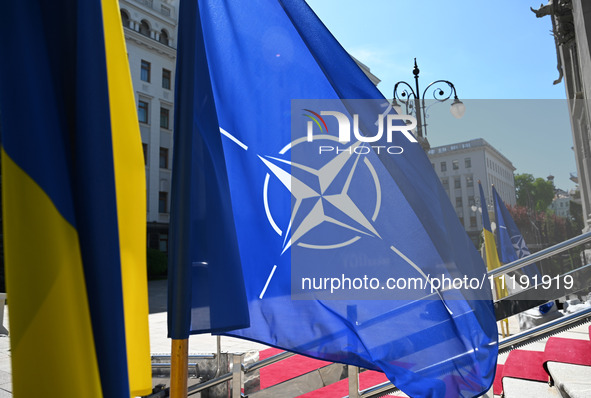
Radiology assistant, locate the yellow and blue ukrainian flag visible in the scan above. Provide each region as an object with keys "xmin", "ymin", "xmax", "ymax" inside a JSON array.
[
  {"xmin": 478, "ymin": 182, "xmax": 503, "ymax": 275},
  {"xmin": 479, "ymin": 182, "xmax": 509, "ymax": 334},
  {"xmin": 0, "ymin": 1, "xmax": 151, "ymax": 396}
]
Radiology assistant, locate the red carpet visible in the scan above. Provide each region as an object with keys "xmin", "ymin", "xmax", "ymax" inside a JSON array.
[
  {"xmin": 258, "ymin": 348, "xmax": 331, "ymax": 389},
  {"xmin": 492, "ymin": 364, "xmax": 504, "ymax": 396},
  {"xmin": 501, "ymin": 350, "xmax": 548, "ymax": 382},
  {"xmin": 259, "ymin": 348, "xmax": 403, "ymax": 397},
  {"xmin": 544, "ymin": 337, "xmax": 591, "ymax": 369},
  {"xmin": 299, "ymin": 369, "xmax": 398, "ymax": 398}
]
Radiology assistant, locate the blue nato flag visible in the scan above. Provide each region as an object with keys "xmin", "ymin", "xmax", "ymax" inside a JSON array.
[
  {"xmin": 492, "ymin": 185, "xmax": 541, "ymax": 279},
  {"xmin": 169, "ymin": 0, "xmax": 498, "ymax": 397}
]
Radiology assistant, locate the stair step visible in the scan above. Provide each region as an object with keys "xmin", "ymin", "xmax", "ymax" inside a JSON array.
[
  {"xmin": 503, "ymin": 378, "xmax": 562, "ymax": 398},
  {"xmin": 544, "ymin": 337, "xmax": 591, "ymax": 367},
  {"xmin": 298, "ymin": 369, "xmax": 406, "ymax": 398},
  {"xmin": 546, "ymin": 362, "xmax": 591, "ymax": 398},
  {"xmin": 258, "ymin": 348, "xmax": 331, "ymax": 388}
]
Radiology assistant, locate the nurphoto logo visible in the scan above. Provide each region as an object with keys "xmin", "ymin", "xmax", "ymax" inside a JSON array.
[{"xmin": 302, "ymin": 108, "xmax": 418, "ymax": 155}]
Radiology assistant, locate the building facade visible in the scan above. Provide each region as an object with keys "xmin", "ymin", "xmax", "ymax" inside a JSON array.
[
  {"xmin": 533, "ymin": 0, "xmax": 591, "ymax": 231},
  {"xmin": 121, "ymin": 0, "xmax": 178, "ymax": 252},
  {"xmin": 549, "ymin": 193, "xmax": 572, "ymax": 218},
  {"xmin": 427, "ymin": 139, "xmax": 517, "ymax": 245}
]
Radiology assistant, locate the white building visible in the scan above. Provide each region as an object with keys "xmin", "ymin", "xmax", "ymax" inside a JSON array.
[
  {"xmin": 550, "ymin": 196, "xmax": 572, "ymax": 218},
  {"xmin": 120, "ymin": 0, "xmax": 178, "ymax": 252},
  {"xmin": 549, "ymin": 186, "xmax": 574, "ymax": 219},
  {"xmin": 427, "ymin": 138, "xmax": 517, "ymax": 245}
]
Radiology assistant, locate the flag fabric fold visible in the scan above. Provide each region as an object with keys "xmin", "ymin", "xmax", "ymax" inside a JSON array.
[
  {"xmin": 170, "ymin": 1, "xmax": 498, "ymax": 396},
  {"xmin": 478, "ymin": 183, "xmax": 502, "ymax": 274},
  {"xmin": 0, "ymin": 1, "xmax": 151, "ymax": 396},
  {"xmin": 167, "ymin": 0, "xmax": 250, "ymax": 337},
  {"xmin": 492, "ymin": 185, "xmax": 541, "ymax": 279},
  {"xmin": 478, "ymin": 183, "xmax": 510, "ymax": 304}
]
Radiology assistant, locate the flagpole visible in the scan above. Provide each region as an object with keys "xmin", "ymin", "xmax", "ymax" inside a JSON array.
[{"xmin": 170, "ymin": 338, "xmax": 189, "ymax": 398}]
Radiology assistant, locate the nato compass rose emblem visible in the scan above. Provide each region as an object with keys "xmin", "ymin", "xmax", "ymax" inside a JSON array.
[
  {"xmin": 258, "ymin": 134, "xmax": 383, "ymax": 255},
  {"xmin": 218, "ymin": 108, "xmax": 438, "ymax": 302},
  {"xmin": 218, "ymin": 126, "xmax": 383, "ymax": 255},
  {"xmin": 511, "ymin": 235, "xmax": 531, "ymax": 257}
]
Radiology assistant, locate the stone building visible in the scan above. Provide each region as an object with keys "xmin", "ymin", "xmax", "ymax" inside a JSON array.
[
  {"xmin": 120, "ymin": 0, "xmax": 178, "ymax": 252},
  {"xmin": 533, "ymin": 0, "xmax": 591, "ymax": 231},
  {"xmin": 428, "ymin": 139, "xmax": 517, "ymax": 245}
]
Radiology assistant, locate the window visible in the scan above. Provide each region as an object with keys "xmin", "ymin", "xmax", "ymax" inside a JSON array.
[
  {"xmin": 441, "ymin": 178, "xmax": 449, "ymax": 189},
  {"xmin": 121, "ymin": 10, "xmax": 130, "ymax": 28},
  {"xmin": 159, "ymin": 147, "xmax": 169, "ymax": 169},
  {"xmin": 456, "ymin": 197, "xmax": 463, "ymax": 208},
  {"xmin": 459, "ymin": 216, "xmax": 464, "ymax": 227},
  {"xmin": 466, "ymin": 175, "xmax": 474, "ymax": 188},
  {"xmin": 468, "ymin": 196, "xmax": 475, "ymax": 206},
  {"xmin": 470, "ymin": 216, "xmax": 477, "ymax": 227},
  {"xmin": 161, "ymin": 5, "xmax": 171, "ymax": 16},
  {"xmin": 158, "ymin": 191, "xmax": 168, "ymax": 213},
  {"xmin": 159, "ymin": 233, "xmax": 168, "ymax": 252},
  {"xmin": 159, "ymin": 29, "xmax": 169, "ymax": 45},
  {"xmin": 452, "ymin": 160, "xmax": 459, "ymax": 170},
  {"xmin": 440, "ymin": 162, "xmax": 447, "ymax": 172},
  {"xmin": 454, "ymin": 177, "xmax": 461, "ymax": 189},
  {"xmin": 141, "ymin": 60, "xmax": 151, "ymax": 82},
  {"xmin": 138, "ymin": 100, "xmax": 149, "ymax": 123},
  {"xmin": 162, "ymin": 69, "xmax": 171, "ymax": 90},
  {"xmin": 142, "ymin": 143, "xmax": 148, "ymax": 165},
  {"xmin": 160, "ymin": 107, "xmax": 170, "ymax": 129},
  {"xmin": 465, "ymin": 158, "xmax": 471, "ymax": 168},
  {"xmin": 139, "ymin": 20, "xmax": 150, "ymax": 37}
]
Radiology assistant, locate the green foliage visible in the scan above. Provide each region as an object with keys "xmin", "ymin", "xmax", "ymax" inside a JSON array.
[
  {"xmin": 508, "ymin": 203, "xmax": 582, "ymax": 251},
  {"xmin": 514, "ymin": 173, "xmax": 555, "ymax": 213},
  {"xmin": 147, "ymin": 248, "xmax": 168, "ymax": 279}
]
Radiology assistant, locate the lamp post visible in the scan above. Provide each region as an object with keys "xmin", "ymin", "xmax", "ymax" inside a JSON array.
[{"xmin": 392, "ymin": 58, "xmax": 465, "ymax": 151}]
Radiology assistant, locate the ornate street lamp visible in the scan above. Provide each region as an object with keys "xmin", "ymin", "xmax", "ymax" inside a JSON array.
[{"xmin": 392, "ymin": 58, "xmax": 465, "ymax": 150}]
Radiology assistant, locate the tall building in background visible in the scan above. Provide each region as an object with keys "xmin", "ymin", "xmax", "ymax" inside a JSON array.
[
  {"xmin": 428, "ymin": 139, "xmax": 517, "ymax": 245},
  {"xmin": 121, "ymin": 0, "xmax": 178, "ymax": 252},
  {"xmin": 533, "ymin": 0, "xmax": 591, "ymax": 231}
]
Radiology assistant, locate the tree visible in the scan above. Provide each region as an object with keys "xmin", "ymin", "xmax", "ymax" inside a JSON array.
[{"xmin": 515, "ymin": 173, "xmax": 555, "ymax": 213}]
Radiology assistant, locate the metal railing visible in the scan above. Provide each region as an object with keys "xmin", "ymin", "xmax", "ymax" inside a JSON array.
[
  {"xmin": 185, "ymin": 350, "xmax": 297, "ymax": 396},
  {"xmin": 488, "ymin": 230, "xmax": 591, "ymax": 278}
]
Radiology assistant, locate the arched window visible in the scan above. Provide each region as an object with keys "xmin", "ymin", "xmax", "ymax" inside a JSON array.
[
  {"xmin": 120, "ymin": 10, "xmax": 130, "ymax": 28},
  {"xmin": 139, "ymin": 20, "xmax": 150, "ymax": 37},
  {"xmin": 159, "ymin": 29, "xmax": 169, "ymax": 45}
]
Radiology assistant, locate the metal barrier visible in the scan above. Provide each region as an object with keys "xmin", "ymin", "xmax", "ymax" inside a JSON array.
[
  {"xmin": 185, "ymin": 350, "xmax": 296, "ymax": 397},
  {"xmin": 488, "ymin": 230, "xmax": 591, "ymax": 278}
]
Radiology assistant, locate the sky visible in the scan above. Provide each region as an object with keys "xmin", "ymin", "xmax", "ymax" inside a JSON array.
[{"xmin": 306, "ymin": 0, "xmax": 577, "ymax": 191}]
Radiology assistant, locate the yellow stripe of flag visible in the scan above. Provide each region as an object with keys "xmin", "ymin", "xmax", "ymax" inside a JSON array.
[
  {"xmin": 101, "ymin": 0, "xmax": 152, "ymax": 395},
  {"xmin": 1, "ymin": 150, "xmax": 104, "ymax": 397}
]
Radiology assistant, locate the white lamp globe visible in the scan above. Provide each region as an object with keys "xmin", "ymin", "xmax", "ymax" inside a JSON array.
[{"xmin": 450, "ymin": 98, "xmax": 466, "ymax": 119}]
